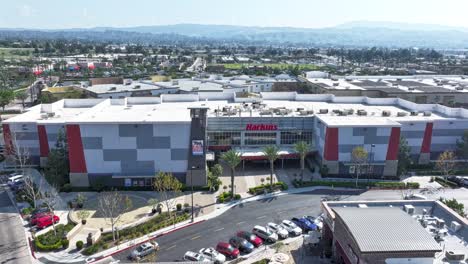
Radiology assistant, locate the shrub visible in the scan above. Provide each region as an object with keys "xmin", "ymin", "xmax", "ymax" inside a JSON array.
[
  {"xmin": 76, "ymin": 240, "xmax": 84, "ymax": 250},
  {"xmin": 374, "ymin": 182, "xmax": 406, "ymax": 189},
  {"xmin": 248, "ymin": 182, "xmax": 288, "ymax": 195},
  {"xmin": 61, "ymin": 183, "xmax": 72, "ymax": 193},
  {"xmin": 34, "ymin": 239, "xmax": 63, "ymax": 251},
  {"xmin": 435, "ymin": 177, "xmax": 458, "ymax": 188},
  {"xmin": 34, "ymin": 223, "xmax": 76, "ymax": 251},
  {"xmin": 234, "ymin": 194, "xmax": 241, "ymax": 200},
  {"xmin": 82, "ymin": 244, "xmax": 99, "ymax": 255},
  {"xmin": 176, "ymin": 204, "xmax": 182, "ymax": 211},
  {"xmin": 21, "ymin": 207, "xmax": 33, "ymax": 215},
  {"xmin": 61, "ymin": 239, "xmax": 69, "ymax": 249},
  {"xmin": 184, "ymin": 203, "xmax": 190, "ymax": 208},
  {"xmin": 406, "ymin": 182, "xmax": 420, "ymax": 189}
]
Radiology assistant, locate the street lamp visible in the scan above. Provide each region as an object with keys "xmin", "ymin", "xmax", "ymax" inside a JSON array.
[
  {"xmin": 190, "ymin": 165, "xmax": 198, "ymax": 222},
  {"xmin": 368, "ymin": 144, "xmax": 375, "ymax": 185}
]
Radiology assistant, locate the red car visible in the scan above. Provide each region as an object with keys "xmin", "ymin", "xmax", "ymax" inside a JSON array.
[
  {"xmin": 36, "ymin": 215, "xmax": 59, "ymax": 229},
  {"xmin": 216, "ymin": 242, "xmax": 240, "ymax": 259},
  {"xmin": 236, "ymin": 231, "xmax": 263, "ymax": 247},
  {"xmin": 30, "ymin": 212, "xmax": 53, "ymax": 226}
]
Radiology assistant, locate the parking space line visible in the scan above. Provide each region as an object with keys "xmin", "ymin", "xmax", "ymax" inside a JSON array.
[
  {"xmin": 191, "ymin": 235, "xmax": 201, "ymax": 240},
  {"xmin": 236, "ymin": 221, "xmax": 245, "ymax": 225},
  {"xmin": 214, "ymin": 227, "xmax": 225, "ymax": 232},
  {"xmin": 256, "ymin": 215, "xmax": 266, "ymax": 219}
]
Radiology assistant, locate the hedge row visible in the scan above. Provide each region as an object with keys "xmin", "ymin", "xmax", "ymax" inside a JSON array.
[
  {"xmin": 218, "ymin": 192, "xmax": 241, "ymax": 203},
  {"xmin": 34, "ymin": 224, "xmax": 76, "ymax": 251},
  {"xmin": 83, "ymin": 212, "xmax": 190, "ymax": 255},
  {"xmin": 292, "ymin": 179, "xmax": 419, "ymax": 189},
  {"xmin": 248, "ymin": 182, "xmax": 288, "ymax": 195},
  {"xmin": 434, "ymin": 177, "xmax": 459, "ymax": 188}
]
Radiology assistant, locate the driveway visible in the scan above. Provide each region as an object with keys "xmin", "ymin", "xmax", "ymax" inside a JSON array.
[{"xmin": 0, "ymin": 189, "xmax": 32, "ymax": 264}]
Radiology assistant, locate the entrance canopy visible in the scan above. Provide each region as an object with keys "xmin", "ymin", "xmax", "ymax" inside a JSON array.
[{"xmin": 233, "ymin": 147, "xmax": 299, "ymax": 160}]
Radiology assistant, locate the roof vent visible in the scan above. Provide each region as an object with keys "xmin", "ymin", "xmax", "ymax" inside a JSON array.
[
  {"xmin": 455, "ymin": 86, "xmax": 464, "ymax": 91},
  {"xmin": 397, "ymin": 112, "xmax": 408, "ymax": 117},
  {"xmin": 382, "ymin": 110, "xmax": 391, "ymax": 117},
  {"xmin": 408, "ymin": 87, "xmax": 415, "ymax": 91},
  {"xmin": 423, "ymin": 111, "xmax": 432, "ymax": 116},
  {"xmin": 319, "ymin": 109, "xmax": 328, "ymax": 114},
  {"xmin": 332, "ymin": 82, "xmax": 339, "ymax": 87},
  {"xmin": 357, "ymin": 110, "xmax": 367, "ymax": 116},
  {"xmin": 410, "ymin": 111, "xmax": 418, "ymax": 116}
]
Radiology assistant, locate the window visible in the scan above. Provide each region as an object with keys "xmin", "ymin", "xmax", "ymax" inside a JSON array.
[
  {"xmin": 245, "ymin": 132, "xmax": 276, "ymax": 145},
  {"xmin": 208, "ymin": 132, "xmax": 241, "ymax": 146},
  {"xmin": 280, "ymin": 131, "xmax": 313, "ymax": 145}
]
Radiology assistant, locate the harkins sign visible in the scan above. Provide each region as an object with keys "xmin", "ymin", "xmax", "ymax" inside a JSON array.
[{"xmin": 245, "ymin": 124, "xmax": 278, "ymax": 131}]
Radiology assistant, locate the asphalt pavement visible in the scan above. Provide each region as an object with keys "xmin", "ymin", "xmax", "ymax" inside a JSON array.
[
  {"xmin": 0, "ymin": 189, "xmax": 32, "ymax": 264},
  {"xmin": 112, "ymin": 189, "xmax": 363, "ymax": 262}
]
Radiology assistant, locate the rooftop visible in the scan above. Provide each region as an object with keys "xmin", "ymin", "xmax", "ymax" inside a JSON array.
[
  {"xmin": 307, "ymin": 75, "xmax": 468, "ymax": 93},
  {"xmin": 333, "ymin": 206, "xmax": 442, "ymax": 253}
]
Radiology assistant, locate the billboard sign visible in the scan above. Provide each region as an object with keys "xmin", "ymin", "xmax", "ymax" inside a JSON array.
[
  {"xmin": 245, "ymin": 124, "xmax": 278, "ymax": 131},
  {"xmin": 192, "ymin": 140, "xmax": 204, "ymax": 156}
]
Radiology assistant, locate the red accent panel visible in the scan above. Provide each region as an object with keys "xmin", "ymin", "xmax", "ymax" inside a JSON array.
[
  {"xmin": 66, "ymin": 125, "xmax": 87, "ymax": 173},
  {"xmin": 2, "ymin": 124, "xmax": 12, "ymax": 155},
  {"xmin": 323, "ymin": 127, "xmax": 339, "ymax": 161},
  {"xmin": 420, "ymin": 123, "xmax": 433, "ymax": 154},
  {"xmin": 386, "ymin": 127, "xmax": 401, "ymax": 161},
  {"xmin": 37, "ymin": 125, "xmax": 50, "ymax": 157}
]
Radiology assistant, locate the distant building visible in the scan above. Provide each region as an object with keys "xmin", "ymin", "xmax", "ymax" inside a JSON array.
[{"xmin": 321, "ymin": 200, "xmax": 468, "ymax": 264}]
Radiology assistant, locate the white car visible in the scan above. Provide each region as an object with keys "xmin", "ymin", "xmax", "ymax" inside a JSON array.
[
  {"xmin": 184, "ymin": 251, "xmax": 210, "ymax": 262},
  {"xmin": 252, "ymin": 225, "xmax": 278, "ymax": 243},
  {"xmin": 199, "ymin": 247, "xmax": 226, "ymax": 263},
  {"xmin": 404, "ymin": 194, "xmax": 427, "ymax": 200},
  {"xmin": 267, "ymin": 222, "xmax": 289, "ymax": 239},
  {"xmin": 129, "ymin": 242, "xmax": 159, "ymax": 260},
  {"xmin": 281, "ymin": 220, "xmax": 302, "ymax": 236}
]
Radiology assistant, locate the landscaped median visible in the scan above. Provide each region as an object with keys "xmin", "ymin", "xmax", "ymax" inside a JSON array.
[
  {"xmin": 33, "ymin": 223, "xmax": 76, "ymax": 251},
  {"xmin": 248, "ymin": 182, "xmax": 289, "ymax": 195},
  {"xmin": 82, "ymin": 212, "xmax": 190, "ymax": 255},
  {"xmin": 292, "ymin": 179, "xmax": 420, "ymax": 189}
]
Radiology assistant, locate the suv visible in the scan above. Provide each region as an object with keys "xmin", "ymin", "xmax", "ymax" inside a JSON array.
[
  {"xmin": 199, "ymin": 247, "xmax": 226, "ymax": 263},
  {"xmin": 281, "ymin": 220, "xmax": 303, "ymax": 236},
  {"xmin": 129, "ymin": 242, "xmax": 159, "ymax": 260},
  {"xmin": 267, "ymin": 222, "xmax": 289, "ymax": 239},
  {"xmin": 36, "ymin": 215, "xmax": 59, "ymax": 229},
  {"xmin": 252, "ymin": 225, "xmax": 278, "ymax": 243},
  {"xmin": 216, "ymin": 242, "xmax": 240, "ymax": 259},
  {"xmin": 184, "ymin": 251, "xmax": 209, "ymax": 262}
]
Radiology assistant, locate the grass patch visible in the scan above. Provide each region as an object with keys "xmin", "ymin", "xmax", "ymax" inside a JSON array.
[{"xmin": 0, "ymin": 47, "xmax": 34, "ymax": 59}]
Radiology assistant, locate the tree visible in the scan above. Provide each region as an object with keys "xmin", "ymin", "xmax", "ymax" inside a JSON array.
[
  {"xmin": 221, "ymin": 150, "xmax": 241, "ymax": 197},
  {"xmin": 440, "ymin": 198, "xmax": 466, "ymax": 217},
  {"xmin": 76, "ymin": 210, "xmax": 91, "ymax": 224},
  {"xmin": 294, "ymin": 141, "xmax": 310, "ymax": 181},
  {"xmin": 207, "ymin": 164, "xmax": 223, "ymax": 192},
  {"xmin": 351, "ymin": 146, "xmax": 368, "ymax": 187},
  {"xmin": 263, "ymin": 145, "xmax": 279, "ymax": 188},
  {"xmin": 0, "ymin": 89, "xmax": 14, "ymax": 111},
  {"xmin": 436, "ymin": 151, "xmax": 456, "ymax": 180},
  {"xmin": 456, "ymin": 131, "xmax": 468, "ymax": 159},
  {"xmin": 42, "ymin": 186, "xmax": 60, "ymax": 236},
  {"xmin": 397, "ymin": 136, "xmax": 412, "ymax": 177},
  {"xmin": 153, "ymin": 172, "xmax": 183, "ymax": 217},
  {"xmin": 44, "ymin": 129, "xmax": 69, "ymax": 187},
  {"xmin": 22, "ymin": 173, "xmax": 42, "ymax": 209},
  {"xmin": 15, "ymin": 91, "xmax": 28, "ymax": 109},
  {"xmin": 98, "ymin": 190, "xmax": 133, "ymax": 242}
]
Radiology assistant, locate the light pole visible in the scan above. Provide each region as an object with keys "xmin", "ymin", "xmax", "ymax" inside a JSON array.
[
  {"xmin": 368, "ymin": 144, "xmax": 375, "ymax": 185},
  {"xmin": 190, "ymin": 165, "xmax": 198, "ymax": 222}
]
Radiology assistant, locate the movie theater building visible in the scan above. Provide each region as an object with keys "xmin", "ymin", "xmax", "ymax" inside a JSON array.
[{"xmin": 3, "ymin": 92, "xmax": 468, "ymax": 187}]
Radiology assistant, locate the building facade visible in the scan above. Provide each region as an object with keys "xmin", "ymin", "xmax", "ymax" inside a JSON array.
[{"xmin": 3, "ymin": 92, "xmax": 468, "ymax": 187}]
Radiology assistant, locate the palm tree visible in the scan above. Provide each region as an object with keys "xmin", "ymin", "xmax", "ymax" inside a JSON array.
[
  {"xmin": 263, "ymin": 145, "xmax": 279, "ymax": 189},
  {"xmin": 294, "ymin": 141, "xmax": 310, "ymax": 181},
  {"xmin": 221, "ymin": 150, "xmax": 241, "ymax": 197}
]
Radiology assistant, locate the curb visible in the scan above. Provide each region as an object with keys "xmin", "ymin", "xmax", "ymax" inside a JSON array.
[{"xmin": 90, "ymin": 219, "xmax": 206, "ymax": 263}]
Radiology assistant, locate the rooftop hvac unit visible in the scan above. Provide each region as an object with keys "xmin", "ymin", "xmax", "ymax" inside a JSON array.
[
  {"xmin": 332, "ymin": 109, "xmax": 341, "ymax": 114},
  {"xmin": 396, "ymin": 78, "xmax": 402, "ymax": 81},
  {"xmin": 344, "ymin": 109, "xmax": 354, "ymax": 115},
  {"xmin": 403, "ymin": 205, "xmax": 415, "ymax": 215},
  {"xmin": 436, "ymin": 219, "xmax": 445, "ymax": 228},
  {"xmin": 299, "ymin": 110, "xmax": 308, "ymax": 116},
  {"xmin": 338, "ymin": 111, "xmax": 347, "ymax": 116},
  {"xmin": 333, "ymin": 82, "xmax": 339, "ymax": 87},
  {"xmin": 47, "ymin": 112, "xmax": 55, "ymax": 117},
  {"xmin": 40, "ymin": 113, "xmax": 48, "ymax": 119},
  {"xmin": 408, "ymin": 87, "xmax": 415, "ymax": 91},
  {"xmin": 392, "ymin": 83, "xmax": 399, "ymax": 86},
  {"xmin": 331, "ymin": 78, "xmax": 338, "ymax": 81},
  {"xmin": 260, "ymin": 110, "xmax": 273, "ymax": 116},
  {"xmin": 133, "ymin": 85, "xmax": 141, "ymax": 89},
  {"xmin": 410, "ymin": 111, "xmax": 419, "ymax": 116},
  {"xmin": 296, "ymin": 107, "xmax": 304, "ymax": 112},
  {"xmin": 445, "ymin": 251, "xmax": 465, "ymax": 261},
  {"xmin": 319, "ymin": 109, "xmax": 328, "ymax": 114},
  {"xmin": 397, "ymin": 112, "xmax": 408, "ymax": 117},
  {"xmin": 357, "ymin": 110, "xmax": 367, "ymax": 116},
  {"xmin": 437, "ymin": 83, "xmax": 443, "ymax": 86},
  {"xmin": 450, "ymin": 221, "xmax": 461, "ymax": 232},
  {"xmin": 423, "ymin": 111, "xmax": 432, "ymax": 116},
  {"xmin": 382, "ymin": 110, "xmax": 391, "ymax": 117},
  {"xmin": 455, "ymin": 86, "xmax": 464, "ymax": 90},
  {"xmin": 307, "ymin": 110, "xmax": 314, "ymax": 115},
  {"xmin": 172, "ymin": 80, "xmax": 179, "ymax": 85}
]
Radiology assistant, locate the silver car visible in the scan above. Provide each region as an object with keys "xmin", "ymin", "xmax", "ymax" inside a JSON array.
[
  {"xmin": 281, "ymin": 219, "xmax": 302, "ymax": 236},
  {"xmin": 267, "ymin": 222, "xmax": 289, "ymax": 239},
  {"xmin": 129, "ymin": 242, "xmax": 159, "ymax": 260},
  {"xmin": 199, "ymin": 247, "xmax": 226, "ymax": 263}
]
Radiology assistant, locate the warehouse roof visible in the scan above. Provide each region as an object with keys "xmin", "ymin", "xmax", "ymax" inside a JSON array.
[{"xmin": 333, "ymin": 207, "xmax": 442, "ymax": 253}]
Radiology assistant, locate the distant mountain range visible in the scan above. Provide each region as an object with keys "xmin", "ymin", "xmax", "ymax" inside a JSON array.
[{"xmin": 1, "ymin": 21, "xmax": 468, "ymax": 48}]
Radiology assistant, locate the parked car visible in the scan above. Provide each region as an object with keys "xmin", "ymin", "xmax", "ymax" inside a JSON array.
[
  {"xmin": 304, "ymin": 215, "xmax": 324, "ymax": 230},
  {"xmin": 267, "ymin": 222, "xmax": 289, "ymax": 239},
  {"xmin": 252, "ymin": 225, "xmax": 278, "ymax": 243},
  {"xmin": 199, "ymin": 247, "xmax": 226, "ymax": 263},
  {"xmin": 129, "ymin": 242, "xmax": 159, "ymax": 260},
  {"xmin": 291, "ymin": 217, "xmax": 317, "ymax": 232},
  {"xmin": 10, "ymin": 180, "xmax": 25, "ymax": 192},
  {"xmin": 7, "ymin": 174, "xmax": 23, "ymax": 186},
  {"xmin": 281, "ymin": 220, "xmax": 302, "ymax": 236},
  {"xmin": 30, "ymin": 212, "xmax": 53, "ymax": 226},
  {"xmin": 183, "ymin": 251, "xmax": 209, "ymax": 262},
  {"xmin": 229, "ymin": 236, "xmax": 254, "ymax": 253},
  {"xmin": 36, "ymin": 215, "xmax": 59, "ymax": 229},
  {"xmin": 237, "ymin": 231, "xmax": 263, "ymax": 247},
  {"xmin": 404, "ymin": 194, "xmax": 427, "ymax": 200},
  {"xmin": 216, "ymin": 242, "xmax": 240, "ymax": 259}
]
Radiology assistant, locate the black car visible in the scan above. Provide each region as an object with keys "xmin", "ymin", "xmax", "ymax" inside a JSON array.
[{"xmin": 229, "ymin": 236, "xmax": 254, "ymax": 253}]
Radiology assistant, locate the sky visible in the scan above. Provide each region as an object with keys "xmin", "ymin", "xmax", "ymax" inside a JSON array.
[{"xmin": 1, "ymin": 0, "xmax": 468, "ymax": 29}]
